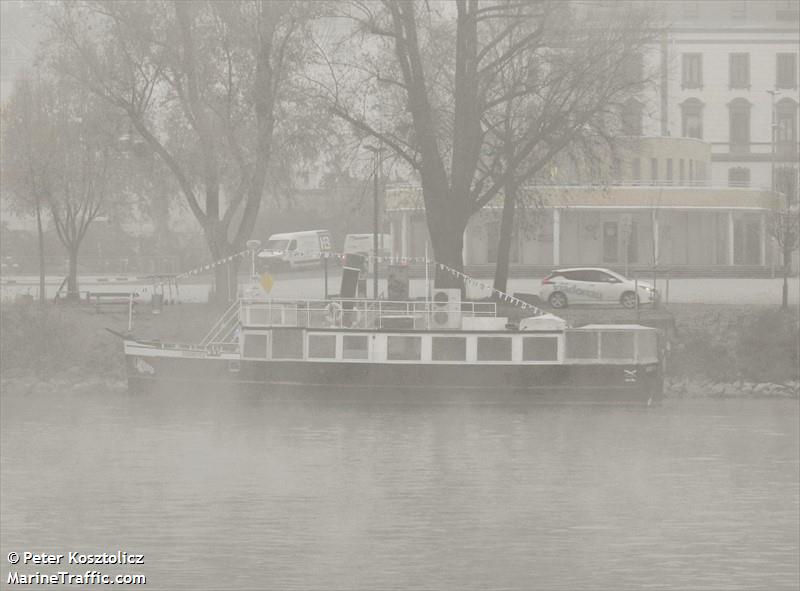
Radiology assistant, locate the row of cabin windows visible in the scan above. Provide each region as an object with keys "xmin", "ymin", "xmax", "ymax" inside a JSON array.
[
  {"xmin": 241, "ymin": 331, "xmax": 655, "ymax": 362},
  {"xmin": 679, "ymin": 97, "xmax": 798, "ymax": 149},
  {"xmin": 682, "ymin": 53, "xmax": 797, "ymax": 90}
]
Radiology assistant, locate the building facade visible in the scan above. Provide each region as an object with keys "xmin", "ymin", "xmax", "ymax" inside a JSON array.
[
  {"xmin": 387, "ymin": 138, "xmax": 779, "ymax": 272},
  {"xmin": 385, "ymin": 0, "xmax": 798, "ymax": 275}
]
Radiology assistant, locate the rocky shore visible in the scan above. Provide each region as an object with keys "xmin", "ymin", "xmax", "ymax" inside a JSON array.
[{"xmin": 664, "ymin": 378, "xmax": 799, "ymax": 399}]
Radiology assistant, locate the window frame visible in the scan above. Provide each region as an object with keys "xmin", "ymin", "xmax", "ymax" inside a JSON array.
[
  {"xmin": 776, "ymin": 54, "xmax": 797, "ymax": 89},
  {"xmin": 476, "ymin": 336, "xmax": 513, "ymax": 363},
  {"xmin": 521, "ymin": 336, "xmax": 560, "ymax": 363},
  {"xmin": 682, "ymin": 53, "xmax": 703, "ymax": 89},
  {"xmin": 386, "ymin": 335, "xmax": 422, "ymax": 362},
  {"xmin": 342, "ymin": 334, "xmax": 370, "ymax": 360},
  {"xmin": 729, "ymin": 53, "xmax": 750, "ymax": 89},
  {"xmin": 729, "ymin": 98, "xmax": 752, "ymax": 153},
  {"xmin": 728, "ymin": 167, "xmax": 751, "ymax": 187},
  {"xmin": 680, "ymin": 98, "xmax": 704, "ymax": 139},
  {"xmin": 307, "ymin": 333, "xmax": 337, "ymax": 360}
]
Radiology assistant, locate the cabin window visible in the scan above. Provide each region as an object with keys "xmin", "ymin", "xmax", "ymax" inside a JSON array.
[
  {"xmin": 600, "ymin": 332, "xmax": 635, "ymax": 360},
  {"xmin": 477, "ymin": 337, "xmax": 512, "ymax": 362},
  {"xmin": 387, "ymin": 336, "xmax": 422, "ymax": 361},
  {"xmin": 308, "ymin": 334, "xmax": 336, "ymax": 359},
  {"xmin": 522, "ymin": 337, "xmax": 558, "ymax": 361},
  {"xmin": 638, "ymin": 332, "xmax": 658, "ymax": 360},
  {"xmin": 343, "ymin": 335, "xmax": 369, "ymax": 360},
  {"xmin": 242, "ymin": 333, "xmax": 268, "ymax": 359},
  {"xmin": 432, "ymin": 336, "xmax": 467, "ymax": 361},
  {"xmin": 271, "ymin": 328, "xmax": 303, "ymax": 359},
  {"xmin": 565, "ymin": 331, "xmax": 599, "ymax": 360}
]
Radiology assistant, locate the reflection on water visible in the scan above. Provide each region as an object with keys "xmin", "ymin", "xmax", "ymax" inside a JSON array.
[{"xmin": 1, "ymin": 385, "xmax": 798, "ymax": 590}]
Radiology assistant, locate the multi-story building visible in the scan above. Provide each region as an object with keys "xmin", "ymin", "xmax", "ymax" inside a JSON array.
[
  {"xmin": 655, "ymin": 0, "xmax": 798, "ymax": 194},
  {"xmin": 386, "ymin": 0, "xmax": 798, "ymax": 275}
]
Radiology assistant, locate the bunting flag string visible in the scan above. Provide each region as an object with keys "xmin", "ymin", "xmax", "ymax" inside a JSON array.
[
  {"xmin": 431, "ymin": 261, "xmax": 547, "ymax": 317},
  {"xmin": 159, "ymin": 246, "xmax": 547, "ymax": 316}
]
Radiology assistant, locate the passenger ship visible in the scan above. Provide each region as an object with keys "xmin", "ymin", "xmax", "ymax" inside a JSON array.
[{"xmin": 123, "ymin": 289, "xmax": 663, "ymax": 404}]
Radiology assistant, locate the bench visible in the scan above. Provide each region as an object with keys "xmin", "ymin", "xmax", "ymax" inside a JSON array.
[{"xmin": 85, "ymin": 291, "xmax": 140, "ymax": 312}]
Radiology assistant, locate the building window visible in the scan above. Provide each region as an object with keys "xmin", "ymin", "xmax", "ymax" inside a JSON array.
[
  {"xmin": 775, "ymin": 97, "xmax": 798, "ymax": 161},
  {"xmin": 680, "ymin": 98, "xmax": 704, "ymax": 139},
  {"xmin": 731, "ymin": 0, "xmax": 747, "ymax": 19},
  {"xmin": 689, "ymin": 159, "xmax": 694, "ymax": 181},
  {"xmin": 729, "ymin": 98, "xmax": 752, "ymax": 152},
  {"xmin": 728, "ymin": 167, "xmax": 750, "ymax": 187},
  {"xmin": 621, "ymin": 98, "xmax": 643, "ymax": 136},
  {"xmin": 631, "ymin": 158, "xmax": 641, "ymax": 182},
  {"xmin": 777, "ymin": 54, "xmax": 797, "ymax": 89},
  {"xmin": 683, "ymin": 1, "xmax": 699, "ymax": 18},
  {"xmin": 729, "ymin": 53, "xmax": 750, "ymax": 89},
  {"xmin": 682, "ymin": 53, "xmax": 702, "ymax": 89},
  {"xmin": 650, "ymin": 158, "xmax": 658, "ymax": 181},
  {"xmin": 679, "ymin": 159, "xmax": 685, "ymax": 183},
  {"xmin": 776, "ymin": 0, "xmax": 799, "ymax": 21},
  {"xmin": 666, "ymin": 158, "xmax": 674, "ymax": 183}
]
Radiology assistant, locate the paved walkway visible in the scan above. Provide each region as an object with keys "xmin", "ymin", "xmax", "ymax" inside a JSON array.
[{"xmin": 1, "ymin": 273, "xmax": 797, "ymax": 306}]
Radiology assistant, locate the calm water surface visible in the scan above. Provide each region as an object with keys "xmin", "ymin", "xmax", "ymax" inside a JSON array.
[{"xmin": 1, "ymin": 385, "xmax": 798, "ymax": 590}]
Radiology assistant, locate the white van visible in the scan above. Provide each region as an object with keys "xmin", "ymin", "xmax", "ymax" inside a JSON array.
[
  {"xmin": 257, "ymin": 230, "xmax": 332, "ymax": 271},
  {"xmin": 342, "ymin": 233, "xmax": 393, "ymax": 261}
]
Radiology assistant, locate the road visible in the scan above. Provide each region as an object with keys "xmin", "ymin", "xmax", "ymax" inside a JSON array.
[{"xmin": 1, "ymin": 272, "xmax": 797, "ymax": 306}]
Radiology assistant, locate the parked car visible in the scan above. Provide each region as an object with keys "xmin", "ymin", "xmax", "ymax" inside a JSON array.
[
  {"xmin": 257, "ymin": 230, "xmax": 332, "ymax": 271},
  {"xmin": 539, "ymin": 267, "xmax": 658, "ymax": 309}
]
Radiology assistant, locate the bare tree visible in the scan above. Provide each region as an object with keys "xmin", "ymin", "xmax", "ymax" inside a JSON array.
[
  {"xmin": 770, "ymin": 172, "xmax": 799, "ymax": 310},
  {"xmin": 317, "ymin": 0, "xmax": 657, "ymax": 289},
  {"xmin": 43, "ymin": 0, "xmax": 316, "ymax": 300},
  {"xmin": 2, "ymin": 74, "xmax": 126, "ymax": 300},
  {"xmin": 1, "ymin": 75, "xmax": 54, "ymax": 303}
]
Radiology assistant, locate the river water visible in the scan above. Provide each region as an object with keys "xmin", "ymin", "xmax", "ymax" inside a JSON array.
[{"xmin": 1, "ymin": 385, "xmax": 798, "ymax": 590}]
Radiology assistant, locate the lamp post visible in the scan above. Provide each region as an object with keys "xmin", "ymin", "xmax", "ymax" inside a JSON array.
[{"xmin": 365, "ymin": 143, "xmax": 383, "ymax": 299}]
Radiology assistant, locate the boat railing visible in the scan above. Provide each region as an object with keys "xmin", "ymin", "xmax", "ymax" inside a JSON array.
[
  {"xmin": 238, "ymin": 298, "xmax": 497, "ymax": 330},
  {"xmin": 200, "ymin": 299, "xmax": 241, "ymax": 346}
]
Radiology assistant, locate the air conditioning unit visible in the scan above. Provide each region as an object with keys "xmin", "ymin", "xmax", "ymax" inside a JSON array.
[{"xmin": 431, "ymin": 288, "xmax": 461, "ymax": 329}]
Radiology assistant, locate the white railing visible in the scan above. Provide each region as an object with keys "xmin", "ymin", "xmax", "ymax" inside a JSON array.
[
  {"xmin": 200, "ymin": 299, "xmax": 240, "ymax": 346},
  {"xmin": 239, "ymin": 298, "xmax": 497, "ymax": 330}
]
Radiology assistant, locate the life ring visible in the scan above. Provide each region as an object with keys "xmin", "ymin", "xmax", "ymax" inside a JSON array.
[{"xmin": 325, "ymin": 301, "xmax": 343, "ymax": 326}]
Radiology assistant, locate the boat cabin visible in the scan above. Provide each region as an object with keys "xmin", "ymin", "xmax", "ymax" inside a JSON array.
[{"xmin": 234, "ymin": 299, "xmax": 659, "ymax": 366}]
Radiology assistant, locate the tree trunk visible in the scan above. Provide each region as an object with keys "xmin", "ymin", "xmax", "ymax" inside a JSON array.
[
  {"xmin": 423, "ymin": 200, "xmax": 468, "ymax": 295},
  {"xmin": 493, "ymin": 181, "xmax": 517, "ymax": 295},
  {"xmin": 35, "ymin": 199, "xmax": 46, "ymax": 304},
  {"xmin": 66, "ymin": 247, "xmax": 79, "ymax": 301}
]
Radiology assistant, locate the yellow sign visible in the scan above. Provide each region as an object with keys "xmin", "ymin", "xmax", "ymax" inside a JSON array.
[{"xmin": 260, "ymin": 272, "xmax": 274, "ymax": 293}]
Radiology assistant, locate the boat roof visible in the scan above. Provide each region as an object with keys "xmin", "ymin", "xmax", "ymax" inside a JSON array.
[
  {"xmin": 268, "ymin": 230, "xmax": 327, "ymax": 239},
  {"xmin": 579, "ymin": 324, "xmax": 656, "ymax": 330}
]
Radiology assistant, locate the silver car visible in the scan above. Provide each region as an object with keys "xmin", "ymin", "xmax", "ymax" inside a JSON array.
[{"xmin": 539, "ymin": 267, "xmax": 658, "ymax": 309}]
